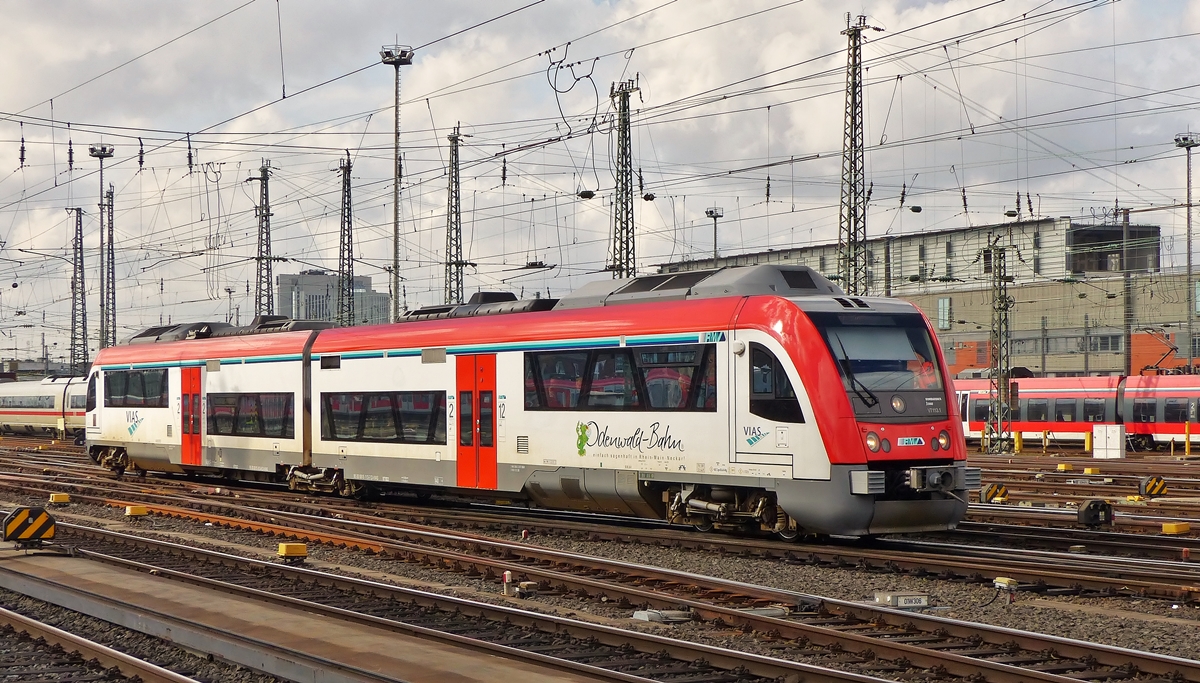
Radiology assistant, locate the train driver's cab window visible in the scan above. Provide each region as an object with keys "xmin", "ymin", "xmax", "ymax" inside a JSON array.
[
  {"xmin": 1083, "ymin": 399, "xmax": 1106, "ymax": 422},
  {"xmin": 1054, "ymin": 399, "xmax": 1076, "ymax": 422},
  {"xmin": 1133, "ymin": 398, "xmax": 1157, "ymax": 423},
  {"xmin": 1164, "ymin": 398, "xmax": 1188, "ymax": 423},
  {"xmin": 1025, "ymin": 399, "xmax": 1048, "ymax": 422},
  {"xmin": 749, "ymin": 343, "xmax": 804, "ymax": 423},
  {"xmin": 85, "ymin": 374, "xmax": 96, "ymax": 412}
]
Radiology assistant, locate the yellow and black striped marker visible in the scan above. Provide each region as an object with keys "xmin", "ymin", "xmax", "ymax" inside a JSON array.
[
  {"xmin": 980, "ymin": 483, "xmax": 1008, "ymax": 503},
  {"xmin": 2, "ymin": 507, "xmax": 55, "ymax": 546},
  {"xmin": 1139, "ymin": 476, "xmax": 1168, "ymax": 497}
]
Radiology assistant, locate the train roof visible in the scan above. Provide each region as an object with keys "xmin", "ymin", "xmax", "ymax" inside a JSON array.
[{"xmin": 102, "ymin": 264, "xmax": 925, "ymax": 365}]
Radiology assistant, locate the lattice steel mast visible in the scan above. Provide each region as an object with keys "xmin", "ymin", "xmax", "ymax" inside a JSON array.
[
  {"xmin": 838, "ymin": 15, "xmax": 880, "ymax": 295},
  {"xmin": 67, "ymin": 208, "xmax": 88, "ymax": 375},
  {"xmin": 445, "ymin": 124, "xmax": 464, "ymax": 305},
  {"xmin": 986, "ymin": 242, "xmax": 1014, "ymax": 452},
  {"xmin": 104, "ymin": 184, "xmax": 115, "ymax": 346},
  {"xmin": 609, "ymin": 79, "xmax": 638, "ymax": 278},
  {"xmin": 247, "ymin": 161, "xmax": 274, "ymax": 317},
  {"xmin": 337, "ymin": 151, "xmax": 355, "ymax": 327}
]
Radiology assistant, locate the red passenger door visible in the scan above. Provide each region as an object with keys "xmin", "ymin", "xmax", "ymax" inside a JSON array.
[
  {"xmin": 180, "ymin": 367, "xmax": 202, "ymax": 466},
  {"xmin": 456, "ymin": 354, "xmax": 497, "ymax": 489}
]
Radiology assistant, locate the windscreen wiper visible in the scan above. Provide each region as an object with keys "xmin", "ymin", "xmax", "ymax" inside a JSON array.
[{"xmin": 833, "ymin": 335, "xmax": 879, "ymax": 408}]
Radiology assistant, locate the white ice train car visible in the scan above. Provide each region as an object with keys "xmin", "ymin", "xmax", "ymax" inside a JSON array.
[{"xmin": 0, "ymin": 376, "xmax": 87, "ymax": 437}]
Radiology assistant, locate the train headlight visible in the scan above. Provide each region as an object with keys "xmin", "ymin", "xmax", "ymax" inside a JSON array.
[
  {"xmin": 891, "ymin": 395, "xmax": 906, "ymax": 413},
  {"xmin": 865, "ymin": 432, "xmax": 881, "ymax": 452},
  {"xmin": 881, "ymin": 438, "xmax": 891, "ymax": 453},
  {"xmin": 937, "ymin": 431, "xmax": 952, "ymax": 450}
]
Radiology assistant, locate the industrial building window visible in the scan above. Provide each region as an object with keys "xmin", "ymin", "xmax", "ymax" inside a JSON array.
[
  {"xmin": 104, "ymin": 369, "xmax": 169, "ymax": 408},
  {"xmin": 1195, "ymin": 282, "xmax": 1200, "ymax": 314},
  {"xmin": 1025, "ymin": 399, "xmax": 1049, "ymax": 422},
  {"xmin": 1132, "ymin": 399, "xmax": 1157, "ymax": 423},
  {"xmin": 320, "ymin": 391, "xmax": 446, "ymax": 444},
  {"xmin": 524, "ymin": 345, "xmax": 717, "ymax": 412},
  {"xmin": 1088, "ymin": 335, "xmax": 1122, "ymax": 352},
  {"xmin": 1054, "ymin": 399, "xmax": 1076, "ymax": 422},
  {"xmin": 1164, "ymin": 398, "xmax": 1189, "ymax": 423},
  {"xmin": 208, "ymin": 393, "xmax": 295, "ymax": 438},
  {"xmin": 1083, "ymin": 399, "xmax": 1106, "ymax": 422},
  {"xmin": 936, "ymin": 298, "xmax": 952, "ymax": 330},
  {"xmin": 983, "ymin": 250, "xmax": 993, "ymax": 274}
]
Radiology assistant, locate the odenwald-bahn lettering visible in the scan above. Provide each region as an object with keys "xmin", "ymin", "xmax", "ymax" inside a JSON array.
[{"xmin": 584, "ymin": 421, "xmax": 684, "ymax": 454}]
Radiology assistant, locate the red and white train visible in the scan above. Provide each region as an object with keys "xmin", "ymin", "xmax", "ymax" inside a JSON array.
[
  {"xmin": 956, "ymin": 375, "xmax": 1200, "ymax": 451},
  {"xmin": 84, "ymin": 265, "xmax": 978, "ymax": 537}
]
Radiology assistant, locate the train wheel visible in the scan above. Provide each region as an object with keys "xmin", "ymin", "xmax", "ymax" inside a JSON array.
[
  {"xmin": 774, "ymin": 528, "xmax": 800, "ymax": 542},
  {"xmin": 692, "ymin": 521, "xmax": 714, "ymax": 533},
  {"xmin": 1129, "ymin": 435, "xmax": 1155, "ymax": 452}
]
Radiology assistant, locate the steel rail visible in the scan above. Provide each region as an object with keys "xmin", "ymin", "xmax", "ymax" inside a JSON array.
[{"xmin": 0, "ymin": 605, "xmax": 201, "ymax": 683}]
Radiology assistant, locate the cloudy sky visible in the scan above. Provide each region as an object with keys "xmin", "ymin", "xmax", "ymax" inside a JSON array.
[{"xmin": 0, "ymin": 0, "xmax": 1194, "ymax": 361}]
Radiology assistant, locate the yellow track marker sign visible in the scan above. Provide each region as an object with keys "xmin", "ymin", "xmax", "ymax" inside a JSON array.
[{"xmin": 2, "ymin": 507, "xmax": 56, "ymax": 544}]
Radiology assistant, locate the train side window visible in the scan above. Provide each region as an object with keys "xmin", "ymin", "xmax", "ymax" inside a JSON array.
[
  {"xmin": 693, "ymin": 347, "xmax": 717, "ymax": 410},
  {"xmin": 1164, "ymin": 398, "xmax": 1188, "ymax": 423},
  {"xmin": 523, "ymin": 355, "xmax": 540, "ymax": 409},
  {"xmin": 317, "ymin": 391, "xmax": 444, "ymax": 444},
  {"xmin": 85, "ymin": 375, "xmax": 96, "ymax": 412},
  {"xmin": 209, "ymin": 395, "xmax": 237, "ymax": 434},
  {"xmin": 1054, "ymin": 399, "xmax": 1076, "ymax": 422},
  {"xmin": 1133, "ymin": 399, "xmax": 1157, "ymax": 423},
  {"xmin": 362, "ymin": 394, "xmax": 398, "ymax": 440},
  {"xmin": 1026, "ymin": 399, "xmax": 1049, "ymax": 422},
  {"xmin": 103, "ymin": 370, "xmax": 169, "ymax": 408},
  {"xmin": 534, "ymin": 352, "xmax": 587, "ymax": 409},
  {"xmin": 958, "ymin": 394, "xmax": 968, "ymax": 419},
  {"xmin": 181, "ymin": 395, "xmax": 191, "ymax": 434},
  {"xmin": 748, "ymin": 343, "xmax": 804, "ymax": 423},
  {"xmin": 972, "ymin": 399, "xmax": 989, "ymax": 422},
  {"xmin": 585, "ymin": 351, "xmax": 641, "ymax": 409},
  {"xmin": 459, "ymin": 391, "xmax": 473, "ymax": 446},
  {"xmin": 1083, "ymin": 399, "xmax": 1106, "ymax": 422},
  {"xmin": 236, "ymin": 395, "xmax": 262, "ymax": 435},
  {"xmin": 205, "ymin": 393, "xmax": 294, "ymax": 438}
]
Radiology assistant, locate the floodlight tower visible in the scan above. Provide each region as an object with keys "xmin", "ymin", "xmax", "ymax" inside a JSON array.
[
  {"xmin": 706, "ymin": 207, "xmax": 724, "ymax": 261},
  {"xmin": 88, "ymin": 143, "xmax": 114, "ymax": 348},
  {"xmin": 380, "ymin": 44, "xmax": 414, "ymax": 322},
  {"xmin": 1177, "ymin": 132, "xmax": 1198, "ymax": 371}
]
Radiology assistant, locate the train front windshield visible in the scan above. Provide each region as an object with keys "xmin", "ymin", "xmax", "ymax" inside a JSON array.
[{"xmin": 808, "ymin": 311, "xmax": 945, "ymax": 415}]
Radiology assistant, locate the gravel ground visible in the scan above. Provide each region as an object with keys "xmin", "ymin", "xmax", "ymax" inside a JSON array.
[{"xmin": 8, "ymin": 493, "xmax": 1200, "ymax": 664}]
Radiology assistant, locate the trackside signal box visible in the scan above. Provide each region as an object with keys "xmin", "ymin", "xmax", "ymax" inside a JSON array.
[{"xmin": 2, "ymin": 507, "xmax": 56, "ymax": 548}]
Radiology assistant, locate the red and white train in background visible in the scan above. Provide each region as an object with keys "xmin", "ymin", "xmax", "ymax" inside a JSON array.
[
  {"xmin": 956, "ymin": 375, "xmax": 1200, "ymax": 451},
  {"xmin": 82, "ymin": 265, "xmax": 978, "ymax": 537}
]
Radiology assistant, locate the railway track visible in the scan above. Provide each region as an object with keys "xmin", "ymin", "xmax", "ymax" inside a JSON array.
[
  {"xmin": 43, "ymin": 523, "xmax": 892, "ymax": 683},
  {"xmin": 43, "ymin": 520, "xmax": 1200, "ymax": 683},
  {"xmin": 0, "ymin": 605, "xmax": 198, "ymax": 683}
]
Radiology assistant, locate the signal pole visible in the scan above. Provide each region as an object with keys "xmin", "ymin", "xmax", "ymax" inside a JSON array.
[
  {"xmin": 246, "ymin": 161, "xmax": 274, "ymax": 317},
  {"xmin": 445, "ymin": 124, "xmax": 465, "ymax": 305},
  {"xmin": 985, "ymin": 242, "xmax": 1014, "ymax": 452},
  {"xmin": 67, "ymin": 208, "xmax": 88, "ymax": 375},
  {"xmin": 337, "ymin": 151, "xmax": 355, "ymax": 327},
  {"xmin": 838, "ymin": 15, "xmax": 881, "ymax": 295},
  {"xmin": 609, "ymin": 79, "xmax": 638, "ymax": 278},
  {"xmin": 381, "ymin": 45, "xmax": 413, "ymax": 323}
]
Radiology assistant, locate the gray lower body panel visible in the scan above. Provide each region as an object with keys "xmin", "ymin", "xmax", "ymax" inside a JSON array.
[{"xmin": 774, "ymin": 465, "xmax": 968, "ymax": 536}]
